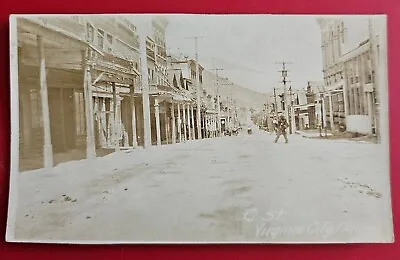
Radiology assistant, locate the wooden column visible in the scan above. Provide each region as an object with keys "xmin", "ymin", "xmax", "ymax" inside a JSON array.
[
  {"xmin": 130, "ymin": 82, "xmax": 138, "ymax": 147},
  {"xmin": 164, "ymin": 110, "xmax": 169, "ymax": 144},
  {"xmin": 328, "ymin": 92, "xmax": 334, "ymax": 130},
  {"xmin": 93, "ymin": 96, "xmax": 99, "ymax": 148},
  {"xmin": 367, "ymin": 92, "xmax": 374, "ymax": 128},
  {"xmin": 139, "ymin": 33, "xmax": 152, "ymax": 148},
  {"xmin": 59, "ymin": 88, "xmax": 67, "ymax": 150},
  {"xmin": 112, "ymin": 83, "xmax": 120, "ymax": 151},
  {"xmin": 37, "ymin": 35, "xmax": 53, "ymax": 168},
  {"xmin": 203, "ymin": 114, "xmax": 207, "ymax": 138},
  {"xmin": 171, "ymin": 102, "xmax": 176, "ymax": 144},
  {"xmin": 190, "ymin": 105, "xmax": 195, "ymax": 140},
  {"xmin": 186, "ymin": 104, "xmax": 192, "ymax": 140},
  {"xmin": 97, "ymin": 97, "xmax": 106, "ymax": 147},
  {"xmin": 342, "ymin": 62, "xmax": 350, "ymax": 117},
  {"xmin": 177, "ymin": 103, "xmax": 182, "ymax": 143},
  {"xmin": 154, "ymin": 98, "xmax": 161, "ymax": 146},
  {"xmin": 351, "ymin": 58, "xmax": 359, "ymax": 115},
  {"xmin": 182, "ymin": 103, "xmax": 187, "ymax": 141},
  {"xmin": 360, "ymin": 53, "xmax": 368, "ymax": 116},
  {"xmin": 82, "ymin": 48, "xmax": 96, "ymax": 159}
]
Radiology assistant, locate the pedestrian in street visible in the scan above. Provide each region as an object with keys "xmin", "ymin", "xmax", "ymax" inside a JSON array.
[
  {"xmin": 274, "ymin": 114, "xmax": 289, "ymax": 143},
  {"xmin": 272, "ymin": 117, "xmax": 278, "ymax": 134}
]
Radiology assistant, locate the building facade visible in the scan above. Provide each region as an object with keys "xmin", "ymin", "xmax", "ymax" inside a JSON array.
[
  {"xmin": 317, "ymin": 16, "xmax": 381, "ymax": 135},
  {"xmin": 17, "ymin": 15, "xmax": 201, "ymax": 172}
]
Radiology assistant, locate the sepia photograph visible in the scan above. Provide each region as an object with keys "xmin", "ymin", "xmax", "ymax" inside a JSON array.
[{"xmin": 7, "ymin": 14, "xmax": 393, "ymax": 243}]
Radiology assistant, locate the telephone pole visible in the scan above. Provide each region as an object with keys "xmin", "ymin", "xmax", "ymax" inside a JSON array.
[
  {"xmin": 221, "ymin": 81, "xmax": 234, "ymax": 132},
  {"xmin": 273, "ymin": 87, "xmax": 278, "ymax": 118},
  {"xmin": 276, "ymin": 61, "xmax": 293, "ymax": 134},
  {"xmin": 209, "ymin": 67, "xmax": 224, "ymax": 136},
  {"xmin": 185, "ymin": 36, "xmax": 204, "ymax": 139}
]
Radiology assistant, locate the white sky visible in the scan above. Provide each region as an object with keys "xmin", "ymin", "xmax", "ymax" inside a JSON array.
[{"xmin": 164, "ymin": 15, "xmax": 325, "ymax": 94}]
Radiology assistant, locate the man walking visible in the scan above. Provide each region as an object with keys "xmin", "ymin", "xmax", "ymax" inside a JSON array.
[{"xmin": 274, "ymin": 114, "xmax": 289, "ymax": 143}]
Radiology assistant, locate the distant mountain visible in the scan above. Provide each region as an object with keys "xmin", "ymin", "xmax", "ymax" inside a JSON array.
[{"xmin": 202, "ymin": 69, "xmax": 268, "ymax": 112}]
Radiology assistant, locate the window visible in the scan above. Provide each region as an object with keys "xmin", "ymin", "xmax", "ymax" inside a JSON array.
[
  {"xmin": 87, "ymin": 23, "xmax": 94, "ymax": 43},
  {"xmin": 97, "ymin": 29, "xmax": 104, "ymax": 49},
  {"xmin": 341, "ymin": 22, "xmax": 346, "ymax": 43},
  {"xmin": 72, "ymin": 16, "xmax": 82, "ymax": 24},
  {"xmin": 106, "ymin": 34, "xmax": 113, "ymax": 51}
]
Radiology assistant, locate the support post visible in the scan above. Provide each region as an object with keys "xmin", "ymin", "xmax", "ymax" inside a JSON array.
[
  {"xmin": 328, "ymin": 91, "xmax": 334, "ymax": 130},
  {"xmin": 130, "ymin": 82, "xmax": 138, "ymax": 147},
  {"xmin": 164, "ymin": 109, "xmax": 169, "ymax": 144},
  {"xmin": 171, "ymin": 102, "xmax": 176, "ymax": 144},
  {"xmin": 154, "ymin": 98, "xmax": 161, "ymax": 146},
  {"xmin": 182, "ymin": 103, "xmax": 187, "ymax": 141},
  {"xmin": 171, "ymin": 103, "xmax": 176, "ymax": 144},
  {"xmin": 38, "ymin": 35, "xmax": 54, "ymax": 168},
  {"xmin": 139, "ymin": 30, "xmax": 152, "ymax": 148},
  {"xmin": 187, "ymin": 104, "xmax": 192, "ymax": 140},
  {"xmin": 342, "ymin": 63, "xmax": 350, "ymax": 120},
  {"xmin": 190, "ymin": 105, "xmax": 195, "ymax": 140},
  {"xmin": 177, "ymin": 103, "xmax": 182, "ymax": 143},
  {"xmin": 112, "ymin": 83, "xmax": 120, "ymax": 151},
  {"xmin": 82, "ymin": 48, "xmax": 96, "ymax": 159}
]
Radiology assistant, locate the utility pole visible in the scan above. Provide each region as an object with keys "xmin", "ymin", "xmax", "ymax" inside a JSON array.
[
  {"xmin": 288, "ymin": 86, "xmax": 296, "ymax": 134},
  {"xmin": 185, "ymin": 36, "xmax": 204, "ymax": 140},
  {"xmin": 273, "ymin": 87, "xmax": 278, "ymax": 119},
  {"xmin": 276, "ymin": 61, "xmax": 293, "ymax": 134},
  {"xmin": 221, "ymin": 81, "xmax": 234, "ymax": 132},
  {"xmin": 209, "ymin": 67, "xmax": 224, "ymax": 136}
]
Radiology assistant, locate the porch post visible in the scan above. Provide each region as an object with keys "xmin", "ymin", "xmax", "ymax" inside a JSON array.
[
  {"xmin": 164, "ymin": 109, "xmax": 169, "ymax": 144},
  {"xmin": 154, "ymin": 98, "xmax": 161, "ymax": 146},
  {"xmin": 190, "ymin": 105, "xmax": 195, "ymax": 140},
  {"xmin": 171, "ymin": 102, "xmax": 176, "ymax": 144},
  {"xmin": 342, "ymin": 62, "xmax": 350, "ymax": 117},
  {"xmin": 204, "ymin": 115, "xmax": 208, "ymax": 138},
  {"xmin": 130, "ymin": 82, "xmax": 138, "ymax": 147},
  {"xmin": 138, "ymin": 30, "xmax": 152, "ymax": 148},
  {"xmin": 352, "ymin": 58, "xmax": 359, "ymax": 115},
  {"xmin": 187, "ymin": 104, "xmax": 192, "ymax": 140},
  {"xmin": 93, "ymin": 96, "xmax": 100, "ymax": 147},
  {"xmin": 328, "ymin": 91, "xmax": 334, "ymax": 130},
  {"xmin": 38, "ymin": 35, "xmax": 53, "ymax": 168},
  {"xmin": 367, "ymin": 92, "xmax": 374, "ymax": 129},
  {"xmin": 177, "ymin": 103, "xmax": 182, "ymax": 143},
  {"xmin": 99, "ymin": 98, "xmax": 107, "ymax": 146},
  {"xmin": 82, "ymin": 49, "xmax": 96, "ymax": 159},
  {"xmin": 182, "ymin": 103, "xmax": 187, "ymax": 141},
  {"xmin": 112, "ymin": 83, "xmax": 120, "ymax": 151}
]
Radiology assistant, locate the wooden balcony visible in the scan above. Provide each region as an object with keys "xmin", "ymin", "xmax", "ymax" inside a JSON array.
[{"xmin": 24, "ymin": 16, "xmax": 86, "ymax": 42}]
